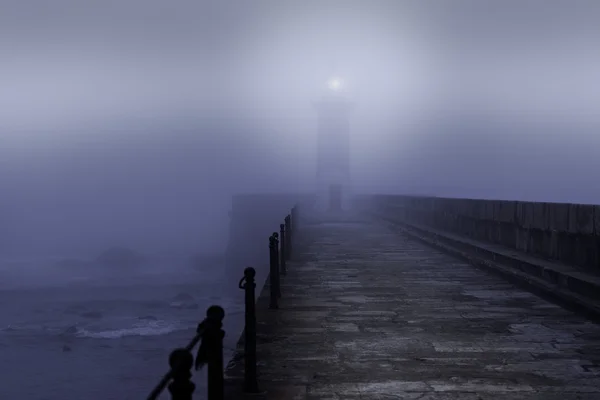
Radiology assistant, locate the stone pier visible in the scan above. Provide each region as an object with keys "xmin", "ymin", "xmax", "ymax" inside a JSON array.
[{"xmin": 224, "ymin": 216, "xmax": 600, "ymax": 399}]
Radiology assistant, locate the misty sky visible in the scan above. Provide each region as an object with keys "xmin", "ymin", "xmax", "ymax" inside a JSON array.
[{"xmin": 1, "ymin": 1, "xmax": 600, "ymax": 256}]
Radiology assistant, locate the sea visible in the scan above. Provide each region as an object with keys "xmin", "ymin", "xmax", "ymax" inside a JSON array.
[{"xmin": 0, "ymin": 253, "xmax": 247, "ymax": 399}]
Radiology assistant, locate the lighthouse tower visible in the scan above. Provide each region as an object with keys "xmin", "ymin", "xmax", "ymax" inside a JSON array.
[{"xmin": 313, "ymin": 77, "xmax": 354, "ymax": 212}]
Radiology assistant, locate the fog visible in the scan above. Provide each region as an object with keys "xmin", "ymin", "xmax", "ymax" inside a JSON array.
[{"xmin": 2, "ymin": 0, "xmax": 600, "ymax": 259}]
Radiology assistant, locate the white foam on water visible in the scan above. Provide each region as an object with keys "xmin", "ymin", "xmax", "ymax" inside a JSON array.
[
  {"xmin": 76, "ymin": 320, "xmax": 182, "ymax": 339},
  {"xmin": 0, "ymin": 325, "xmax": 18, "ymax": 332}
]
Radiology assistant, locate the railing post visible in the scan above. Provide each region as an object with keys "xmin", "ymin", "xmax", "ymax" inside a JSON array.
[
  {"xmin": 147, "ymin": 305, "xmax": 226, "ymax": 400},
  {"xmin": 205, "ymin": 305, "xmax": 225, "ymax": 400},
  {"xmin": 168, "ymin": 349, "xmax": 195, "ymax": 400},
  {"xmin": 279, "ymin": 223, "xmax": 287, "ymax": 276},
  {"xmin": 285, "ymin": 215, "xmax": 292, "ymax": 260},
  {"xmin": 272, "ymin": 233, "xmax": 281, "ymax": 298},
  {"xmin": 268, "ymin": 235, "xmax": 279, "ymax": 309},
  {"xmin": 238, "ymin": 267, "xmax": 259, "ymax": 394}
]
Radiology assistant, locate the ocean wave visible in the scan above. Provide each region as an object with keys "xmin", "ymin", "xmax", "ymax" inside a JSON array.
[
  {"xmin": 169, "ymin": 291, "xmax": 198, "ymax": 310},
  {"xmin": 1, "ymin": 317, "xmax": 184, "ymax": 340},
  {"xmin": 0, "ymin": 325, "xmax": 18, "ymax": 332},
  {"xmin": 75, "ymin": 319, "xmax": 182, "ymax": 339}
]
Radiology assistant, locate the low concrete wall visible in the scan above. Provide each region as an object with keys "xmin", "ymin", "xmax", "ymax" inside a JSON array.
[
  {"xmin": 225, "ymin": 193, "xmax": 313, "ymax": 276},
  {"xmin": 357, "ymin": 195, "xmax": 600, "ymax": 273}
]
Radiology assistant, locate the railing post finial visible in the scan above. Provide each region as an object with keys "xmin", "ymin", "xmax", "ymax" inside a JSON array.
[{"xmin": 168, "ymin": 349, "xmax": 195, "ymax": 400}]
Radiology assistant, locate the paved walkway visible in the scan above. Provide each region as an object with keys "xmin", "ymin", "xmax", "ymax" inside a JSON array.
[{"xmin": 225, "ymin": 219, "xmax": 600, "ymax": 399}]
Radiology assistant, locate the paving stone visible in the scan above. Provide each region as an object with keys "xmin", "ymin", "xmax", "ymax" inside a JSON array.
[{"xmin": 225, "ymin": 219, "xmax": 600, "ymax": 399}]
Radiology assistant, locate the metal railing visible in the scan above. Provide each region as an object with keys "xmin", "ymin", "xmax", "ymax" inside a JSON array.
[
  {"xmin": 147, "ymin": 305, "xmax": 225, "ymax": 400},
  {"xmin": 240, "ymin": 204, "xmax": 299, "ymax": 394},
  {"xmin": 147, "ymin": 204, "xmax": 300, "ymax": 399},
  {"xmin": 238, "ymin": 267, "xmax": 259, "ymax": 393}
]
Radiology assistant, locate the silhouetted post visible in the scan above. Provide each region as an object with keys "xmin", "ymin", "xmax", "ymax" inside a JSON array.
[
  {"xmin": 168, "ymin": 349, "xmax": 195, "ymax": 400},
  {"xmin": 148, "ymin": 305, "xmax": 227, "ymax": 400},
  {"xmin": 238, "ymin": 267, "xmax": 259, "ymax": 394},
  {"xmin": 279, "ymin": 223, "xmax": 287, "ymax": 276},
  {"xmin": 272, "ymin": 233, "xmax": 281, "ymax": 298},
  {"xmin": 268, "ymin": 235, "xmax": 279, "ymax": 309},
  {"xmin": 285, "ymin": 215, "xmax": 292, "ymax": 260},
  {"xmin": 205, "ymin": 305, "xmax": 225, "ymax": 400}
]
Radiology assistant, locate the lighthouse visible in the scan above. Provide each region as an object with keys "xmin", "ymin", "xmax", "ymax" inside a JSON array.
[{"xmin": 313, "ymin": 77, "xmax": 354, "ymax": 212}]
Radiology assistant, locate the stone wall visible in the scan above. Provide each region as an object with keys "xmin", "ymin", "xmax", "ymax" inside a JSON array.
[{"xmin": 357, "ymin": 195, "xmax": 600, "ymax": 273}]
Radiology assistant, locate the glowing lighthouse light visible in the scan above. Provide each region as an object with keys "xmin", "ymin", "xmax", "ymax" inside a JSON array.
[{"xmin": 327, "ymin": 77, "xmax": 343, "ymax": 91}]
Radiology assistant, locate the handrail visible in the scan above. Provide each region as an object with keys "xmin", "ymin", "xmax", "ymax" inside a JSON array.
[
  {"xmin": 146, "ymin": 326, "xmax": 203, "ymax": 400},
  {"xmin": 238, "ymin": 204, "xmax": 299, "ymax": 392},
  {"xmin": 147, "ymin": 305, "xmax": 225, "ymax": 400},
  {"xmin": 146, "ymin": 203, "xmax": 300, "ymax": 399}
]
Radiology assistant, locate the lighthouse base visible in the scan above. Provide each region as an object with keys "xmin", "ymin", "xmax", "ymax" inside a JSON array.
[{"xmin": 315, "ymin": 182, "xmax": 353, "ymax": 213}]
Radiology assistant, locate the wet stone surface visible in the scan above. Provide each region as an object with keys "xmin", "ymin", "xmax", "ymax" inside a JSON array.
[{"xmin": 224, "ymin": 219, "xmax": 600, "ymax": 399}]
